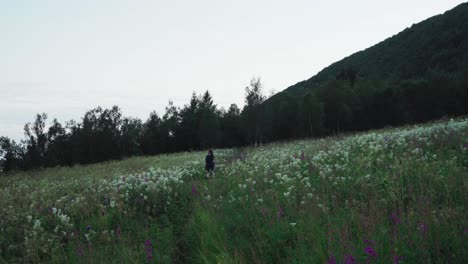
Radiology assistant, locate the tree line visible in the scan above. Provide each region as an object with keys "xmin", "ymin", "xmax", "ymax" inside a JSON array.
[
  {"xmin": 1, "ymin": 71, "xmax": 468, "ymax": 173},
  {"xmin": 0, "ymin": 78, "xmax": 263, "ymax": 172}
]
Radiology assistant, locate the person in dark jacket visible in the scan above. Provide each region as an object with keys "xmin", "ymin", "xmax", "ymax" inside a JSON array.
[{"xmin": 205, "ymin": 149, "xmax": 215, "ymax": 174}]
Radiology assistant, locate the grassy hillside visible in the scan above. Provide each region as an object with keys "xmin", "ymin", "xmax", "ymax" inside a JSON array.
[{"xmin": 1, "ymin": 118, "xmax": 467, "ymax": 263}]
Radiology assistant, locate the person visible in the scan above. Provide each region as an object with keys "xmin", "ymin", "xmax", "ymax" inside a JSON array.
[{"xmin": 205, "ymin": 149, "xmax": 215, "ymax": 175}]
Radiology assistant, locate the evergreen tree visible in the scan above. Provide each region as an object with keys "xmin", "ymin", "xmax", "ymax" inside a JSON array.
[
  {"xmin": 120, "ymin": 117, "xmax": 143, "ymax": 157},
  {"xmin": 140, "ymin": 111, "xmax": 163, "ymax": 155},
  {"xmin": 197, "ymin": 91, "xmax": 221, "ymax": 149},
  {"xmin": 300, "ymin": 92, "xmax": 324, "ymax": 137},
  {"xmin": 242, "ymin": 77, "xmax": 265, "ymax": 146}
]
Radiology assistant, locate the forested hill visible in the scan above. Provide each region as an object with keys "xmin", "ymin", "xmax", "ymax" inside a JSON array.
[
  {"xmin": 272, "ymin": 2, "xmax": 468, "ymax": 98},
  {"xmin": 259, "ymin": 2, "xmax": 468, "ymax": 141}
]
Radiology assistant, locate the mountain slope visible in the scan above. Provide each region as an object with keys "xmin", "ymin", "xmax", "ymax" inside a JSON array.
[{"xmin": 273, "ymin": 2, "xmax": 468, "ymax": 99}]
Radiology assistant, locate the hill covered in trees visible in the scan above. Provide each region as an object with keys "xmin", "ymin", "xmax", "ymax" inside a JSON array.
[
  {"xmin": 261, "ymin": 2, "xmax": 468, "ymax": 140},
  {"xmin": 276, "ymin": 2, "xmax": 468, "ymax": 97},
  {"xmin": 1, "ymin": 3, "xmax": 468, "ymax": 173}
]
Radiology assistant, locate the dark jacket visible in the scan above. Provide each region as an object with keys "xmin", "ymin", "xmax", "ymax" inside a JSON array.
[{"xmin": 205, "ymin": 154, "xmax": 215, "ymax": 171}]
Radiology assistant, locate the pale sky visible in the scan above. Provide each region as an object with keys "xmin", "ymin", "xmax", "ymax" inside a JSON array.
[{"xmin": 1, "ymin": 0, "xmax": 465, "ymax": 141}]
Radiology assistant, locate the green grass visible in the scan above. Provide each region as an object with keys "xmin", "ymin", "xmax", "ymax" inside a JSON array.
[{"xmin": 1, "ymin": 118, "xmax": 467, "ymax": 263}]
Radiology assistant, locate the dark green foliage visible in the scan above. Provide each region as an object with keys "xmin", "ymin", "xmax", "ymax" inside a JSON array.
[
  {"xmin": 280, "ymin": 2, "xmax": 468, "ymax": 96},
  {"xmin": 264, "ymin": 2, "xmax": 468, "ymax": 136},
  {"xmin": 120, "ymin": 117, "xmax": 143, "ymax": 157},
  {"xmin": 220, "ymin": 104, "xmax": 244, "ymax": 147},
  {"xmin": 299, "ymin": 93, "xmax": 324, "ymax": 137},
  {"xmin": 177, "ymin": 93, "xmax": 202, "ymax": 151},
  {"xmin": 80, "ymin": 106, "xmax": 123, "ymax": 163},
  {"xmin": 0, "ymin": 137, "xmax": 24, "ymax": 172},
  {"xmin": 140, "ymin": 111, "xmax": 163, "ymax": 155},
  {"xmin": 242, "ymin": 78, "xmax": 266, "ymax": 146},
  {"xmin": 23, "ymin": 113, "xmax": 48, "ymax": 169},
  {"xmin": 197, "ymin": 91, "xmax": 221, "ymax": 149}
]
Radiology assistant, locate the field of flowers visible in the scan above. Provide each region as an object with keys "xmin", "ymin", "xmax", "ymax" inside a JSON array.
[{"xmin": 1, "ymin": 118, "xmax": 467, "ymax": 263}]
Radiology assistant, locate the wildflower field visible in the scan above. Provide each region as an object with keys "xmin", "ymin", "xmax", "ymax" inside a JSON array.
[{"xmin": 1, "ymin": 119, "xmax": 467, "ymax": 263}]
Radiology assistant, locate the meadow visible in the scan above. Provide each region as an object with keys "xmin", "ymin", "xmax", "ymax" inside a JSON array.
[{"xmin": 0, "ymin": 118, "xmax": 467, "ymax": 263}]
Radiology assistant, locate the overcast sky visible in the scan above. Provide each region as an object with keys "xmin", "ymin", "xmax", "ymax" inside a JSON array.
[{"xmin": 1, "ymin": 0, "xmax": 465, "ymax": 141}]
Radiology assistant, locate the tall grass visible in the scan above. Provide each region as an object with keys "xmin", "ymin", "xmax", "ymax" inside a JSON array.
[{"xmin": 1, "ymin": 119, "xmax": 467, "ymax": 263}]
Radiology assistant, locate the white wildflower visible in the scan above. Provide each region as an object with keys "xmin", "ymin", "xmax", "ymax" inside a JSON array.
[{"xmin": 33, "ymin": 220, "xmax": 41, "ymax": 230}]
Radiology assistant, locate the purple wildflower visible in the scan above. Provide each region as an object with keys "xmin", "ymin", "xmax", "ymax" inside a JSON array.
[
  {"xmin": 463, "ymin": 142, "xmax": 468, "ymax": 150},
  {"xmin": 277, "ymin": 206, "xmax": 284, "ymax": 220},
  {"xmin": 364, "ymin": 246, "xmax": 378, "ymax": 258},
  {"xmin": 393, "ymin": 255, "xmax": 403, "ymax": 264},
  {"xmin": 344, "ymin": 254, "xmax": 356, "ymax": 264},
  {"xmin": 116, "ymin": 225, "xmax": 122, "ymax": 239},
  {"xmin": 122, "ymin": 176, "xmax": 126, "ymax": 182},
  {"xmin": 191, "ymin": 184, "xmax": 197, "ymax": 196},
  {"xmin": 327, "ymin": 254, "xmax": 337, "ymax": 264},
  {"xmin": 144, "ymin": 239, "xmax": 153, "ymax": 260},
  {"xmin": 86, "ymin": 225, "xmax": 92, "ymax": 231},
  {"xmin": 390, "ymin": 213, "xmax": 401, "ymax": 225},
  {"xmin": 144, "ymin": 239, "xmax": 152, "ymax": 247},
  {"xmin": 301, "ymin": 151, "xmax": 305, "ymax": 160},
  {"xmin": 418, "ymin": 222, "xmax": 428, "ymax": 235},
  {"xmin": 76, "ymin": 246, "xmax": 84, "ymax": 257}
]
